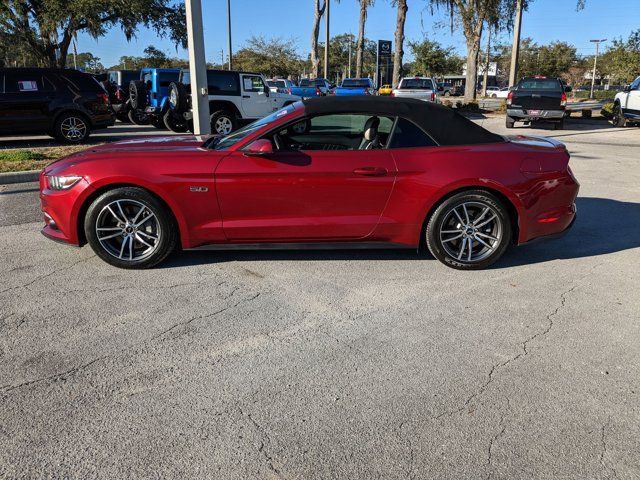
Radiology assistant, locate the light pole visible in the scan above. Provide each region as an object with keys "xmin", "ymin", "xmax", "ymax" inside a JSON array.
[
  {"xmin": 589, "ymin": 39, "xmax": 606, "ymax": 99},
  {"xmin": 227, "ymin": 0, "xmax": 233, "ymax": 70},
  {"xmin": 508, "ymin": 0, "xmax": 523, "ymax": 88},
  {"xmin": 324, "ymin": 0, "xmax": 330, "ymax": 79},
  {"xmin": 185, "ymin": 0, "xmax": 210, "ymax": 135}
]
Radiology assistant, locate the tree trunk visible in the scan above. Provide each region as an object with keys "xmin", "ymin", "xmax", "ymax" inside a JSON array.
[
  {"xmin": 464, "ymin": 38, "xmax": 481, "ymax": 103},
  {"xmin": 310, "ymin": 0, "xmax": 326, "ymax": 78},
  {"xmin": 355, "ymin": 0, "xmax": 368, "ymax": 78},
  {"xmin": 392, "ymin": 0, "xmax": 407, "ymax": 88}
]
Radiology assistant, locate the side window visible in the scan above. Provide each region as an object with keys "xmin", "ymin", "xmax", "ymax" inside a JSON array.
[
  {"xmin": 630, "ymin": 77, "xmax": 640, "ymax": 90},
  {"xmin": 4, "ymin": 74, "xmax": 55, "ymax": 94},
  {"xmin": 207, "ymin": 72, "xmax": 239, "ymax": 95},
  {"xmin": 388, "ymin": 118, "xmax": 438, "ymax": 149},
  {"xmin": 243, "ymin": 75, "xmax": 265, "ymax": 92},
  {"xmin": 158, "ymin": 73, "xmax": 178, "ymax": 88},
  {"xmin": 307, "ymin": 114, "xmax": 393, "ymax": 137},
  {"xmin": 60, "ymin": 74, "xmax": 101, "ymax": 92}
]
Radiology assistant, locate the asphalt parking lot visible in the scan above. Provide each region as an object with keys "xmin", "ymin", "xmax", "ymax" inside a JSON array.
[{"xmin": 1, "ymin": 117, "xmax": 639, "ymax": 479}]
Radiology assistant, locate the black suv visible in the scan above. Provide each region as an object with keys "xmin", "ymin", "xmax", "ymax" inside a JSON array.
[{"xmin": 0, "ymin": 68, "xmax": 114, "ymax": 143}]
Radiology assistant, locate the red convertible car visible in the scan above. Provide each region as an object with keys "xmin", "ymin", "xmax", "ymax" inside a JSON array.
[{"xmin": 40, "ymin": 97, "xmax": 578, "ymax": 270}]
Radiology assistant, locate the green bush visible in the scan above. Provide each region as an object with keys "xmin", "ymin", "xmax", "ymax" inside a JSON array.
[
  {"xmin": 572, "ymin": 90, "xmax": 618, "ymax": 102},
  {"xmin": 0, "ymin": 150, "xmax": 48, "ymax": 162},
  {"xmin": 600, "ymin": 102, "xmax": 615, "ymax": 119}
]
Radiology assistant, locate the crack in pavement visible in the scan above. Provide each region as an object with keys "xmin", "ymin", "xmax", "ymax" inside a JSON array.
[
  {"xmin": 484, "ymin": 398, "xmax": 510, "ymax": 480},
  {"xmin": 600, "ymin": 416, "xmax": 618, "ymax": 479},
  {"xmin": 397, "ymin": 421, "xmax": 416, "ymax": 480},
  {"xmin": 0, "ymin": 356, "xmax": 107, "ymax": 395},
  {"xmin": 434, "ymin": 264, "xmax": 603, "ymax": 420},
  {"xmin": 237, "ymin": 405, "xmax": 284, "ymax": 479},
  {"xmin": 0, "ymin": 255, "xmax": 95, "ymax": 295}
]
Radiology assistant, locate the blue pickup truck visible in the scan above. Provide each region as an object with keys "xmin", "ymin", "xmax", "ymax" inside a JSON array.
[
  {"xmin": 334, "ymin": 78, "xmax": 375, "ymax": 96},
  {"xmin": 290, "ymin": 78, "xmax": 333, "ymax": 99}
]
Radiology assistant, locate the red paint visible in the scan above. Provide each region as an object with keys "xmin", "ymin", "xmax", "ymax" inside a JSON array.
[{"xmin": 40, "ymin": 104, "xmax": 579, "ymax": 251}]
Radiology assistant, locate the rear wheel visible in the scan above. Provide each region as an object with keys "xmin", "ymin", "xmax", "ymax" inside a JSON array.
[
  {"xmin": 210, "ymin": 110, "xmax": 236, "ymax": 135},
  {"xmin": 150, "ymin": 115, "xmax": 166, "ymax": 130},
  {"xmin": 54, "ymin": 112, "xmax": 90, "ymax": 144},
  {"xmin": 426, "ymin": 190, "xmax": 512, "ymax": 270},
  {"xmin": 84, "ymin": 187, "xmax": 178, "ymax": 269},
  {"xmin": 505, "ymin": 115, "xmax": 515, "ymax": 128},
  {"xmin": 128, "ymin": 109, "xmax": 149, "ymax": 125},
  {"xmin": 612, "ymin": 103, "xmax": 626, "ymax": 127},
  {"xmin": 163, "ymin": 110, "xmax": 188, "ymax": 133},
  {"xmin": 554, "ymin": 119, "xmax": 564, "ymax": 130}
]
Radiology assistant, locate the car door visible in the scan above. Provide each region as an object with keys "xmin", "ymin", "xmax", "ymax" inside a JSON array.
[
  {"xmin": 215, "ymin": 113, "xmax": 398, "ymax": 241},
  {"xmin": 624, "ymin": 76, "xmax": 640, "ymax": 114},
  {"xmin": 0, "ymin": 72, "xmax": 55, "ymax": 133},
  {"xmin": 241, "ymin": 74, "xmax": 272, "ymax": 118}
]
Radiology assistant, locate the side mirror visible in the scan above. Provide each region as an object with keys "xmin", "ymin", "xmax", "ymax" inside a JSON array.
[
  {"xmin": 564, "ymin": 85, "xmax": 573, "ymax": 93},
  {"xmin": 624, "ymin": 84, "xmax": 631, "ymax": 92},
  {"xmin": 244, "ymin": 139, "xmax": 274, "ymax": 156}
]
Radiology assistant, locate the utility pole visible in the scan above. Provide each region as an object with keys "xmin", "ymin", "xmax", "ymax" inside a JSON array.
[
  {"xmin": 482, "ymin": 26, "xmax": 491, "ymax": 97},
  {"xmin": 348, "ymin": 35, "xmax": 352, "ymax": 78},
  {"xmin": 589, "ymin": 39, "xmax": 606, "ymax": 99},
  {"xmin": 508, "ymin": 0, "xmax": 523, "ymax": 87},
  {"xmin": 185, "ymin": 0, "xmax": 211, "ymax": 135},
  {"xmin": 324, "ymin": 0, "xmax": 330, "ymax": 79},
  {"xmin": 227, "ymin": 0, "xmax": 233, "ymax": 70}
]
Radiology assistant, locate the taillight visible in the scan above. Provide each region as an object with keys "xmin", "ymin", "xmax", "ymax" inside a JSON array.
[
  {"xmin": 97, "ymin": 93, "xmax": 109, "ymax": 105},
  {"xmin": 115, "ymin": 89, "xmax": 123, "ymax": 101},
  {"xmin": 315, "ymin": 86, "xmax": 322, "ymax": 96},
  {"xmin": 287, "ymin": 87, "xmax": 292, "ymax": 95},
  {"xmin": 390, "ymin": 91, "xmax": 395, "ymax": 97},
  {"xmin": 430, "ymin": 92, "xmax": 436, "ymax": 102},
  {"xmin": 560, "ymin": 92, "xmax": 567, "ymax": 107},
  {"xmin": 507, "ymin": 90, "xmax": 513, "ymax": 105}
]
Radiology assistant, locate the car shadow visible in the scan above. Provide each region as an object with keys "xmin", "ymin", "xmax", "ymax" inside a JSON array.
[{"xmin": 162, "ymin": 197, "xmax": 639, "ymax": 270}]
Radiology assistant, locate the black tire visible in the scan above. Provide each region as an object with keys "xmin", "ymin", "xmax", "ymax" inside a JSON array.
[
  {"xmin": 150, "ymin": 115, "xmax": 166, "ymax": 130},
  {"xmin": 129, "ymin": 80, "xmax": 147, "ymax": 110},
  {"xmin": 116, "ymin": 110, "xmax": 131, "ymax": 123},
  {"xmin": 426, "ymin": 190, "xmax": 512, "ymax": 270},
  {"xmin": 210, "ymin": 110, "xmax": 237, "ymax": 135},
  {"xmin": 554, "ymin": 119, "xmax": 564, "ymax": 130},
  {"xmin": 163, "ymin": 110, "xmax": 188, "ymax": 133},
  {"xmin": 505, "ymin": 115, "xmax": 515, "ymax": 128},
  {"xmin": 612, "ymin": 103, "xmax": 626, "ymax": 127},
  {"xmin": 168, "ymin": 82, "xmax": 188, "ymax": 113},
  {"xmin": 491, "ymin": 94, "xmax": 497, "ymax": 98},
  {"xmin": 444, "ymin": 91, "xmax": 451, "ymax": 97},
  {"xmin": 128, "ymin": 109, "xmax": 150, "ymax": 125},
  {"xmin": 84, "ymin": 187, "xmax": 178, "ymax": 269},
  {"xmin": 54, "ymin": 112, "xmax": 91, "ymax": 144}
]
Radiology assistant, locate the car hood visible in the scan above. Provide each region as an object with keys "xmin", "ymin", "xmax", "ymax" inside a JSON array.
[{"xmin": 44, "ymin": 135, "xmax": 217, "ymax": 174}]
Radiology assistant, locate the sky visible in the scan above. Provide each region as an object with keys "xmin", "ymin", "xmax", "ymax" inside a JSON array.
[{"xmin": 76, "ymin": 0, "xmax": 640, "ymax": 68}]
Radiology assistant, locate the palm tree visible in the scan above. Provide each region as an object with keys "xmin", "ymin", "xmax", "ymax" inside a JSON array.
[
  {"xmin": 310, "ymin": 0, "xmax": 327, "ymax": 78},
  {"xmin": 355, "ymin": 0, "xmax": 374, "ymax": 78},
  {"xmin": 392, "ymin": 0, "xmax": 408, "ymax": 87}
]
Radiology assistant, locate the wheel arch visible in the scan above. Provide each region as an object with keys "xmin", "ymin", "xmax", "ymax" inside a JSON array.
[
  {"xmin": 209, "ymin": 100, "xmax": 241, "ymax": 118},
  {"xmin": 76, "ymin": 181, "xmax": 185, "ymax": 249},
  {"xmin": 419, "ymin": 184, "xmax": 522, "ymax": 249},
  {"xmin": 52, "ymin": 108, "xmax": 93, "ymax": 128}
]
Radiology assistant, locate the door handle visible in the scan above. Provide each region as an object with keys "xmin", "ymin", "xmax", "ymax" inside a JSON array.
[
  {"xmin": 242, "ymin": 95, "xmax": 250, "ymax": 98},
  {"xmin": 353, "ymin": 167, "xmax": 387, "ymax": 176}
]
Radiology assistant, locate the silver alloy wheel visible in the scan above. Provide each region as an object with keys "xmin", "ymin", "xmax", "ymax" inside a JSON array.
[
  {"xmin": 215, "ymin": 116, "xmax": 233, "ymax": 135},
  {"xmin": 61, "ymin": 116, "xmax": 87, "ymax": 140},
  {"xmin": 95, "ymin": 199, "xmax": 161, "ymax": 261},
  {"xmin": 169, "ymin": 88, "xmax": 177, "ymax": 109},
  {"xmin": 439, "ymin": 201, "xmax": 502, "ymax": 263}
]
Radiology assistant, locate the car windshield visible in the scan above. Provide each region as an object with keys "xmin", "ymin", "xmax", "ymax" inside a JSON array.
[
  {"xmin": 341, "ymin": 79, "xmax": 370, "ymax": 88},
  {"xmin": 300, "ymin": 79, "xmax": 325, "ymax": 87},
  {"xmin": 208, "ymin": 104, "xmax": 298, "ymax": 151},
  {"xmin": 517, "ymin": 79, "xmax": 561, "ymax": 90},
  {"xmin": 399, "ymin": 79, "xmax": 434, "ymax": 90}
]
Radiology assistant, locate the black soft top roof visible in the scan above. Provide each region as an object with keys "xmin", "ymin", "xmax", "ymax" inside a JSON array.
[{"xmin": 301, "ymin": 96, "xmax": 504, "ymax": 146}]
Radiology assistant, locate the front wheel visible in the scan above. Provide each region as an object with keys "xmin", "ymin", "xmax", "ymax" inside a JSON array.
[
  {"xmin": 84, "ymin": 187, "xmax": 178, "ymax": 269},
  {"xmin": 163, "ymin": 110, "xmax": 188, "ymax": 133},
  {"xmin": 612, "ymin": 103, "xmax": 626, "ymax": 127},
  {"xmin": 505, "ymin": 115, "xmax": 515, "ymax": 128},
  {"xmin": 150, "ymin": 115, "xmax": 166, "ymax": 130},
  {"xmin": 426, "ymin": 191, "xmax": 512, "ymax": 270},
  {"xmin": 210, "ymin": 110, "xmax": 236, "ymax": 135},
  {"xmin": 128, "ymin": 109, "xmax": 149, "ymax": 125}
]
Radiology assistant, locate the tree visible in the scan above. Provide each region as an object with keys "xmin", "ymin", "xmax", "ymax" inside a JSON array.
[
  {"xmin": 317, "ymin": 33, "xmax": 377, "ymax": 82},
  {"xmin": 310, "ymin": 0, "xmax": 327, "ymax": 77},
  {"xmin": 407, "ymin": 39, "xmax": 462, "ymax": 77},
  {"xmin": 428, "ymin": 0, "xmax": 509, "ymax": 102},
  {"xmin": 0, "ymin": 0, "xmax": 186, "ymax": 68},
  {"xmin": 68, "ymin": 52, "xmax": 104, "ymax": 72},
  {"xmin": 234, "ymin": 36, "xmax": 303, "ymax": 78},
  {"xmin": 493, "ymin": 38, "xmax": 578, "ymax": 81},
  {"xmin": 599, "ymin": 30, "xmax": 640, "ymax": 85},
  {"xmin": 355, "ymin": 0, "xmax": 374, "ymax": 78},
  {"xmin": 392, "ymin": 0, "xmax": 408, "ymax": 87},
  {"xmin": 108, "ymin": 45, "xmax": 188, "ymax": 70}
]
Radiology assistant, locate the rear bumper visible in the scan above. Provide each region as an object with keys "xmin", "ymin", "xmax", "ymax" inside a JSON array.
[
  {"xmin": 507, "ymin": 108, "xmax": 565, "ymax": 120},
  {"xmin": 521, "ymin": 209, "xmax": 576, "ymax": 245}
]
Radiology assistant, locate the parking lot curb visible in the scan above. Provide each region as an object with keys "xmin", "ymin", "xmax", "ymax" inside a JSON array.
[{"xmin": 0, "ymin": 170, "xmax": 40, "ymax": 185}]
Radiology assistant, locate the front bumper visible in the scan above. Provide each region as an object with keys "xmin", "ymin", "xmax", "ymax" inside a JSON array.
[{"xmin": 507, "ymin": 108, "xmax": 565, "ymax": 120}]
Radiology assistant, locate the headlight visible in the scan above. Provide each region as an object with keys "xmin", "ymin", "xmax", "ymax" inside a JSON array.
[{"xmin": 47, "ymin": 175, "xmax": 82, "ymax": 190}]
